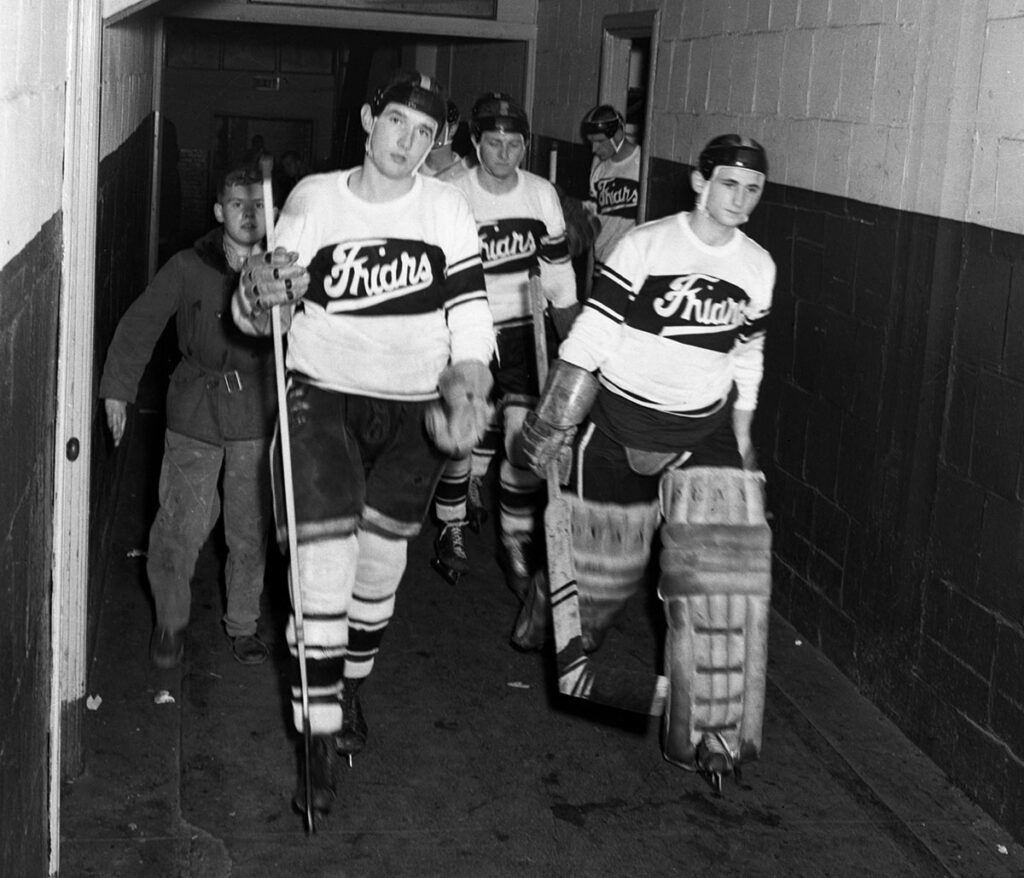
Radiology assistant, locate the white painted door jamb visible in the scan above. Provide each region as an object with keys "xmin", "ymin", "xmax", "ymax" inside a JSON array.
[{"xmin": 52, "ymin": 1, "xmax": 102, "ymax": 874}]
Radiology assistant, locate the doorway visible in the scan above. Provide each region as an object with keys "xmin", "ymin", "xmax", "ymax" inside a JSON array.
[
  {"xmin": 207, "ymin": 113, "xmax": 314, "ymax": 229},
  {"xmin": 159, "ymin": 18, "xmax": 531, "ymax": 256},
  {"xmin": 598, "ymin": 11, "xmax": 661, "ymax": 224}
]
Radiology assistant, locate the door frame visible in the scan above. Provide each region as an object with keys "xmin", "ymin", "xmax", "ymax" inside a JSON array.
[
  {"xmin": 53, "ymin": 1, "xmax": 102, "ymax": 874},
  {"xmin": 598, "ymin": 9, "xmax": 661, "ymax": 224}
]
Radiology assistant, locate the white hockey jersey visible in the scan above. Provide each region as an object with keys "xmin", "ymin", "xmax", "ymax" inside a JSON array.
[
  {"xmin": 449, "ymin": 168, "xmax": 577, "ymax": 328},
  {"xmin": 560, "ymin": 211, "xmax": 774, "ymax": 415},
  {"xmin": 274, "ymin": 169, "xmax": 493, "ymax": 401},
  {"xmin": 589, "ymin": 147, "xmax": 641, "ymax": 264}
]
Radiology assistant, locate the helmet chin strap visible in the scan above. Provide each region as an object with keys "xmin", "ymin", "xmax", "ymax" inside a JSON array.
[
  {"xmin": 696, "ymin": 166, "xmax": 718, "ymax": 214},
  {"xmin": 411, "ymin": 146, "xmax": 431, "ymax": 175}
]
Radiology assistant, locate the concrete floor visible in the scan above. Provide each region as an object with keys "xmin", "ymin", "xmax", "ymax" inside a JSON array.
[{"xmin": 61, "ymin": 405, "xmax": 1024, "ymax": 877}]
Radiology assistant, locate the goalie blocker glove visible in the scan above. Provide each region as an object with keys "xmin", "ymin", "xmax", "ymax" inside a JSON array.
[{"xmin": 516, "ymin": 359, "xmax": 599, "ymax": 478}]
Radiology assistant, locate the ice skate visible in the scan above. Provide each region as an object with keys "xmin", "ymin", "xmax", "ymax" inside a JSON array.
[
  {"xmin": 431, "ymin": 519, "xmax": 470, "ymax": 584},
  {"xmin": 696, "ymin": 731, "xmax": 738, "ymax": 796},
  {"xmin": 335, "ymin": 678, "xmax": 368, "ymax": 767},
  {"xmin": 466, "ymin": 475, "xmax": 488, "ymax": 533},
  {"xmin": 293, "ymin": 735, "xmax": 338, "ymax": 826}
]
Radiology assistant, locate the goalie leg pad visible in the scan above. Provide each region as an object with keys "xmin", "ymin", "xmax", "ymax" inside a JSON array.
[
  {"xmin": 511, "ymin": 494, "xmax": 659, "ymax": 653},
  {"xmin": 657, "ymin": 467, "xmax": 772, "ymax": 770},
  {"xmin": 571, "ymin": 495, "xmax": 660, "ymax": 652}
]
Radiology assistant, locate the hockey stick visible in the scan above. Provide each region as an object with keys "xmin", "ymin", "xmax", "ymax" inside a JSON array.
[
  {"xmin": 527, "ymin": 269, "xmax": 667, "ymax": 716},
  {"xmin": 259, "ymin": 156, "xmax": 315, "ymax": 834}
]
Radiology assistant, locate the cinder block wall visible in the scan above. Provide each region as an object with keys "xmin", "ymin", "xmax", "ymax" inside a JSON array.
[
  {"xmin": 0, "ymin": 0, "xmax": 70, "ymax": 874},
  {"xmin": 534, "ymin": 0, "xmax": 1024, "ymax": 839}
]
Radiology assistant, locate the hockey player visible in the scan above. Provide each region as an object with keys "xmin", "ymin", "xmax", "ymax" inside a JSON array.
[
  {"xmin": 232, "ymin": 71, "xmax": 494, "ymax": 819},
  {"xmin": 422, "ymin": 96, "xmax": 472, "ymax": 581},
  {"xmin": 581, "ymin": 104, "xmax": 641, "ymax": 267},
  {"xmin": 421, "ymin": 99, "xmax": 466, "ymax": 180},
  {"xmin": 515, "ymin": 134, "xmax": 774, "ymax": 655},
  {"xmin": 429, "ymin": 92, "xmax": 579, "ymax": 598}
]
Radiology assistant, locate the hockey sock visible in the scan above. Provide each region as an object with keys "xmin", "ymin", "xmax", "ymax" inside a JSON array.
[
  {"xmin": 499, "ymin": 401, "xmax": 542, "ymax": 534},
  {"xmin": 345, "ymin": 530, "xmax": 408, "ymax": 680},
  {"xmin": 435, "ymin": 454, "xmax": 471, "ymax": 523},
  {"xmin": 288, "ymin": 534, "xmax": 358, "ymax": 735}
]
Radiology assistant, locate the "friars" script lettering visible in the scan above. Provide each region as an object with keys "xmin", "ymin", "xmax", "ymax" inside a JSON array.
[
  {"xmin": 481, "ymin": 228, "xmax": 536, "ymax": 264},
  {"xmin": 595, "ymin": 179, "xmax": 638, "ymax": 211},
  {"xmin": 325, "ymin": 243, "xmax": 433, "ymax": 298},
  {"xmin": 653, "ymin": 274, "xmax": 745, "ymax": 326}
]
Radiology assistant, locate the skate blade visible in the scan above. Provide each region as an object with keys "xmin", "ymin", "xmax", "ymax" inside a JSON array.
[
  {"xmin": 430, "ymin": 557, "xmax": 464, "ymax": 584},
  {"xmin": 292, "ymin": 798, "xmax": 330, "ymax": 832}
]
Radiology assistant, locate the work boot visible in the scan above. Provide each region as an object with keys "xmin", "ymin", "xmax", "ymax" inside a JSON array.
[
  {"xmin": 431, "ymin": 519, "xmax": 469, "ymax": 584},
  {"xmin": 149, "ymin": 626, "xmax": 185, "ymax": 669},
  {"xmin": 230, "ymin": 633, "xmax": 269, "ymax": 665},
  {"xmin": 335, "ymin": 678, "xmax": 368, "ymax": 759},
  {"xmin": 293, "ymin": 735, "xmax": 339, "ymax": 817}
]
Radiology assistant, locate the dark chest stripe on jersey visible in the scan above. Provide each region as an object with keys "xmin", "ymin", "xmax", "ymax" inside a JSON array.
[
  {"xmin": 478, "ymin": 217, "xmax": 546, "ymax": 275},
  {"xmin": 587, "ymin": 266, "xmax": 634, "ymax": 323},
  {"xmin": 594, "ymin": 177, "xmax": 639, "ymax": 218},
  {"xmin": 738, "ymin": 310, "xmax": 770, "ymax": 342},
  {"xmin": 540, "ymin": 232, "xmax": 571, "ymax": 265},
  {"xmin": 444, "ymin": 261, "xmax": 489, "ymax": 310},
  {"xmin": 629, "ymin": 273, "xmax": 751, "ymax": 352},
  {"xmin": 306, "ymin": 237, "xmax": 448, "ymax": 316}
]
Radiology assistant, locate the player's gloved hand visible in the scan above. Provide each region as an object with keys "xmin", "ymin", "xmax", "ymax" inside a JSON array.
[
  {"xmin": 239, "ymin": 247, "xmax": 310, "ymax": 318},
  {"xmin": 425, "ymin": 361, "xmax": 494, "ymax": 456},
  {"xmin": 518, "ymin": 411, "xmax": 576, "ymax": 478},
  {"xmin": 512, "ymin": 359, "xmax": 599, "ymax": 478},
  {"xmin": 285, "ymin": 381, "xmax": 313, "ymax": 429}
]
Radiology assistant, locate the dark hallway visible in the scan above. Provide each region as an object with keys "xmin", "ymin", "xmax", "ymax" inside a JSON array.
[{"xmin": 59, "ymin": 381, "xmax": 1023, "ymax": 876}]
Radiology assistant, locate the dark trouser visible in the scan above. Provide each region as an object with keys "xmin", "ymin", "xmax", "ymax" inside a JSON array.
[{"xmin": 146, "ymin": 429, "xmax": 271, "ymax": 637}]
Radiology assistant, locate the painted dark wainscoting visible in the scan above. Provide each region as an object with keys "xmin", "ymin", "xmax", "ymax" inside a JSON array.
[
  {"xmin": 0, "ymin": 212, "xmax": 62, "ymax": 876},
  {"xmin": 0, "ymin": 116, "xmax": 152, "ymax": 877}
]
